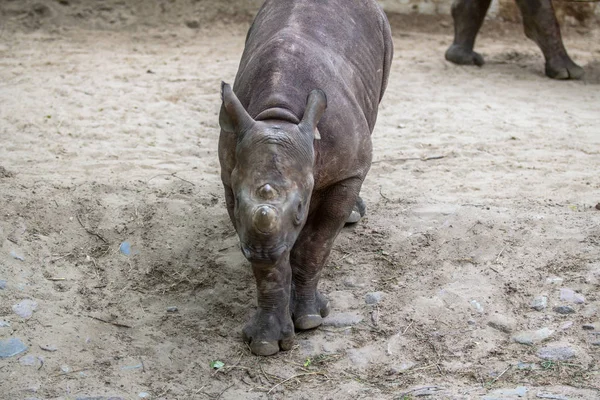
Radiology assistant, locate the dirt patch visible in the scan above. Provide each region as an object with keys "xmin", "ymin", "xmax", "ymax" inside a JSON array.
[{"xmin": 1, "ymin": 2, "xmax": 600, "ymax": 400}]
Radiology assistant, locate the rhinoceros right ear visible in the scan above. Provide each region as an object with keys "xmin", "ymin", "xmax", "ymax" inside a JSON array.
[
  {"xmin": 299, "ymin": 89, "xmax": 327, "ymax": 140},
  {"xmin": 220, "ymin": 81, "xmax": 254, "ymax": 133}
]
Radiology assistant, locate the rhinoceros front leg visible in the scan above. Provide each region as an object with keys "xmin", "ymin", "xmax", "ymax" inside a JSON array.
[
  {"xmin": 242, "ymin": 255, "xmax": 295, "ymax": 356},
  {"xmin": 290, "ymin": 178, "xmax": 362, "ymax": 330},
  {"xmin": 445, "ymin": 0, "xmax": 492, "ymax": 67},
  {"xmin": 514, "ymin": 0, "xmax": 584, "ymax": 79}
]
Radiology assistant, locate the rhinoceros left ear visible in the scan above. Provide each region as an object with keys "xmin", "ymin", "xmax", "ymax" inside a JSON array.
[
  {"xmin": 220, "ymin": 81, "xmax": 254, "ymax": 133},
  {"xmin": 299, "ymin": 89, "xmax": 327, "ymax": 140}
]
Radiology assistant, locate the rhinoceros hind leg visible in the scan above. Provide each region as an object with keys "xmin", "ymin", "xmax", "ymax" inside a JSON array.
[
  {"xmin": 445, "ymin": 45, "xmax": 485, "ymax": 67},
  {"xmin": 242, "ymin": 308, "xmax": 295, "ymax": 356},
  {"xmin": 446, "ymin": 0, "xmax": 492, "ymax": 67},
  {"xmin": 545, "ymin": 56, "xmax": 584, "ymax": 80},
  {"xmin": 345, "ymin": 196, "xmax": 366, "ymax": 224},
  {"xmin": 515, "ymin": 0, "xmax": 584, "ymax": 80}
]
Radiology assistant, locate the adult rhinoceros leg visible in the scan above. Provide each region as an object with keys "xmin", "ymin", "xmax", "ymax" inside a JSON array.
[
  {"xmin": 289, "ymin": 177, "xmax": 362, "ymax": 330},
  {"xmin": 514, "ymin": 0, "xmax": 584, "ymax": 79},
  {"xmin": 445, "ymin": 0, "xmax": 492, "ymax": 67}
]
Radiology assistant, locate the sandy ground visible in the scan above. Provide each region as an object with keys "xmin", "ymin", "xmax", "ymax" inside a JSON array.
[{"xmin": 1, "ymin": 3, "xmax": 600, "ymax": 400}]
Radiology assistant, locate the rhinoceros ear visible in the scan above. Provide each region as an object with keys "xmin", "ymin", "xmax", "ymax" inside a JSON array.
[
  {"xmin": 299, "ymin": 89, "xmax": 327, "ymax": 140},
  {"xmin": 220, "ymin": 81, "xmax": 254, "ymax": 133}
]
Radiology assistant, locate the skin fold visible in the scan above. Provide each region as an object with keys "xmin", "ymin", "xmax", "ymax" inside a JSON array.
[
  {"xmin": 218, "ymin": 0, "xmax": 393, "ymax": 355},
  {"xmin": 445, "ymin": 0, "xmax": 584, "ymax": 79}
]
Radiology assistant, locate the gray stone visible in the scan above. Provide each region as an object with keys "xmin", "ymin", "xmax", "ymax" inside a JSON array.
[
  {"xmin": 0, "ymin": 337, "xmax": 28, "ymax": 358},
  {"xmin": 512, "ymin": 327, "xmax": 554, "ymax": 345},
  {"xmin": 560, "ymin": 321, "xmax": 573, "ymax": 330},
  {"xmin": 553, "ymin": 306, "xmax": 575, "ymax": 315},
  {"xmin": 0, "ymin": 320, "xmax": 10, "ymax": 327},
  {"xmin": 470, "ymin": 299, "xmax": 484, "ymax": 314},
  {"xmin": 531, "ymin": 296, "xmax": 547, "ymax": 311},
  {"xmin": 559, "ymin": 288, "xmax": 585, "ymax": 304},
  {"xmin": 365, "ymin": 291, "xmax": 384, "ymax": 305},
  {"xmin": 487, "ymin": 314, "xmax": 516, "ymax": 333},
  {"xmin": 19, "ymin": 354, "xmax": 42, "ymax": 367},
  {"xmin": 515, "ymin": 361, "xmax": 538, "ymax": 370},
  {"xmin": 185, "ymin": 20, "xmax": 200, "ymax": 29},
  {"xmin": 12, "ymin": 299, "xmax": 38, "ymax": 318},
  {"xmin": 322, "ymin": 312, "xmax": 363, "ymax": 327},
  {"xmin": 582, "ymin": 324, "xmax": 596, "ymax": 330},
  {"xmin": 537, "ymin": 344, "xmax": 576, "ymax": 361},
  {"xmin": 39, "ymin": 344, "xmax": 57, "ymax": 352},
  {"xmin": 0, "ymin": 280, "xmax": 6, "ymax": 289},
  {"xmin": 166, "ymin": 306, "xmax": 178, "ymax": 313}
]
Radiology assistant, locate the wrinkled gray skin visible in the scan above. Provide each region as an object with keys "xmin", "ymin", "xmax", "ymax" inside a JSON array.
[
  {"xmin": 446, "ymin": 0, "xmax": 584, "ymax": 79},
  {"xmin": 218, "ymin": 0, "xmax": 392, "ymax": 355}
]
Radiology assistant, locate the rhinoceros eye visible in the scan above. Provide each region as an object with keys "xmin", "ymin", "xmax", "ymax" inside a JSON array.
[{"xmin": 294, "ymin": 202, "xmax": 303, "ymax": 226}]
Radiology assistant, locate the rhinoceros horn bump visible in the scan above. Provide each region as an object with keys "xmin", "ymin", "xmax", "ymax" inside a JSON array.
[{"xmin": 253, "ymin": 205, "xmax": 278, "ymax": 233}]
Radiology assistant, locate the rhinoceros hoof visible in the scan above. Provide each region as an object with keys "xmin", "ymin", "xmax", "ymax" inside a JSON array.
[
  {"xmin": 445, "ymin": 44, "xmax": 485, "ymax": 67},
  {"xmin": 242, "ymin": 309, "xmax": 294, "ymax": 356},
  {"xmin": 345, "ymin": 197, "xmax": 366, "ymax": 225},
  {"xmin": 545, "ymin": 58, "xmax": 584, "ymax": 80},
  {"xmin": 292, "ymin": 291, "xmax": 331, "ymax": 330}
]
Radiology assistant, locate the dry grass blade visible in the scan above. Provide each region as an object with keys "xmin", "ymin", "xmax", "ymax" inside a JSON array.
[{"xmin": 267, "ymin": 371, "xmax": 327, "ymax": 394}]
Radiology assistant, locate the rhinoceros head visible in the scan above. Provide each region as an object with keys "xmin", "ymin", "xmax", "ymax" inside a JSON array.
[{"xmin": 219, "ymin": 82, "xmax": 326, "ymax": 263}]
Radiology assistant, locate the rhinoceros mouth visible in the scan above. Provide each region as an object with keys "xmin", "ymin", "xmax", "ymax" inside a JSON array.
[{"xmin": 240, "ymin": 242, "xmax": 287, "ymax": 263}]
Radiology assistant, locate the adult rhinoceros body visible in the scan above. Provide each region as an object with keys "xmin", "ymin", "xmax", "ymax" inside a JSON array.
[{"xmin": 218, "ymin": 0, "xmax": 393, "ymax": 355}]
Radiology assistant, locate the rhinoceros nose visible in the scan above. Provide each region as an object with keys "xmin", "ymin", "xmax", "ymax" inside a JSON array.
[{"xmin": 253, "ymin": 205, "xmax": 279, "ymax": 233}]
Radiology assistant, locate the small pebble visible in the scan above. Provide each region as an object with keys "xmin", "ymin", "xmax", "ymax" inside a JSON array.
[
  {"xmin": 19, "ymin": 354, "xmax": 41, "ymax": 367},
  {"xmin": 560, "ymin": 288, "xmax": 585, "ymax": 304},
  {"xmin": 516, "ymin": 361, "xmax": 538, "ymax": 370},
  {"xmin": 39, "ymin": 344, "xmax": 58, "ymax": 352},
  {"xmin": 531, "ymin": 295, "xmax": 547, "ymax": 311},
  {"xmin": 119, "ymin": 241, "xmax": 131, "ymax": 255},
  {"xmin": 560, "ymin": 321, "xmax": 573, "ymax": 330},
  {"xmin": 0, "ymin": 280, "xmax": 6, "ymax": 289},
  {"xmin": 12, "ymin": 299, "xmax": 38, "ymax": 318},
  {"xmin": 166, "ymin": 306, "xmax": 178, "ymax": 313},
  {"xmin": 470, "ymin": 300, "xmax": 484, "ymax": 314},
  {"xmin": 139, "ymin": 393, "xmax": 150, "ymax": 399},
  {"xmin": 0, "ymin": 320, "xmax": 10, "ymax": 327},
  {"xmin": 10, "ymin": 250, "xmax": 25, "ymax": 261},
  {"xmin": 546, "ymin": 277, "xmax": 564, "ymax": 284},
  {"xmin": 512, "ymin": 327, "xmax": 554, "ymax": 345},
  {"xmin": 554, "ymin": 306, "xmax": 575, "ymax": 315},
  {"xmin": 365, "ymin": 291, "xmax": 384, "ymax": 305},
  {"xmin": 487, "ymin": 314, "xmax": 515, "ymax": 333},
  {"xmin": 322, "ymin": 312, "xmax": 363, "ymax": 327},
  {"xmin": 582, "ymin": 324, "xmax": 596, "ymax": 330},
  {"xmin": 537, "ymin": 345, "xmax": 576, "ymax": 361},
  {"xmin": 185, "ymin": 20, "xmax": 200, "ymax": 29},
  {"xmin": 0, "ymin": 337, "xmax": 28, "ymax": 358},
  {"xmin": 61, "ymin": 365, "xmax": 71, "ymax": 373}
]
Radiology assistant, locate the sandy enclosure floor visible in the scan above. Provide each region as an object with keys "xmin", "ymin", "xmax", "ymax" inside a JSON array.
[{"xmin": 1, "ymin": 13, "xmax": 600, "ymax": 400}]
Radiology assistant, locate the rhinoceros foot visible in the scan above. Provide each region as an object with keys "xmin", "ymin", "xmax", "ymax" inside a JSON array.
[
  {"xmin": 545, "ymin": 56, "xmax": 584, "ymax": 80},
  {"xmin": 445, "ymin": 44, "xmax": 485, "ymax": 67},
  {"xmin": 292, "ymin": 290, "xmax": 331, "ymax": 331},
  {"xmin": 242, "ymin": 308, "xmax": 294, "ymax": 356},
  {"xmin": 345, "ymin": 196, "xmax": 366, "ymax": 225}
]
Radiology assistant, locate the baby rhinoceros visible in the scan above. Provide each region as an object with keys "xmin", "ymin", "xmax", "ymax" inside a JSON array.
[{"xmin": 218, "ymin": 0, "xmax": 393, "ymax": 355}]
